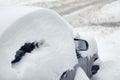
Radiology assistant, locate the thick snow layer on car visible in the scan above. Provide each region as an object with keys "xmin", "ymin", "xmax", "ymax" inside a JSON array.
[
  {"xmin": 0, "ymin": 6, "xmax": 77, "ymax": 80},
  {"xmin": 0, "ymin": 6, "xmax": 40, "ymax": 37},
  {"xmin": 78, "ymin": 36, "xmax": 98, "ymax": 58}
]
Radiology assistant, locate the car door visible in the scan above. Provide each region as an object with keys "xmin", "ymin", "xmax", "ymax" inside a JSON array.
[
  {"xmin": 74, "ymin": 39, "xmax": 89, "ymax": 77},
  {"xmin": 76, "ymin": 38, "xmax": 99, "ymax": 78}
]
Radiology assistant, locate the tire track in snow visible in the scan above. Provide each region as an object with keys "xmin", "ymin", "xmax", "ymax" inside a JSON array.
[
  {"xmin": 90, "ymin": 21, "xmax": 120, "ymax": 27},
  {"xmin": 50, "ymin": 0, "xmax": 96, "ymax": 15},
  {"xmin": 50, "ymin": 0, "xmax": 114, "ymax": 16}
]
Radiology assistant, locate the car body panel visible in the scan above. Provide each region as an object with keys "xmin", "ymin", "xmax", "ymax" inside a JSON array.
[{"xmin": 74, "ymin": 35, "xmax": 99, "ymax": 78}]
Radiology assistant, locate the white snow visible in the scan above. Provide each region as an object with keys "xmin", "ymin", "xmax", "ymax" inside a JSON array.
[
  {"xmin": 0, "ymin": 6, "xmax": 40, "ymax": 37},
  {"xmin": 0, "ymin": 6, "xmax": 77, "ymax": 80},
  {"xmin": 91, "ymin": 29, "xmax": 120, "ymax": 80},
  {"xmin": 80, "ymin": 36, "xmax": 98, "ymax": 58},
  {"xmin": 0, "ymin": 0, "xmax": 56, "ymax": 6},
  {"xmin": 0, "ymin": 0, "xmax": 120, "ymax": 80},
  {"xmin": 74, "ymin": 67, "xmax": 89, "ymax": 80},
  {"xmin": 74, "ymin": 26, "xmax": 120, "ymax": 80},
  {"xmin": 74, "ymin": 0, "xmax": 120, "ymax": 79},
  {"xmin": 97, "ymin": 0, "xmax": 120, "ymax": 22},
  {"xmin": 91, "ymin": 0, "xmax": 120, "ymax": 23}
]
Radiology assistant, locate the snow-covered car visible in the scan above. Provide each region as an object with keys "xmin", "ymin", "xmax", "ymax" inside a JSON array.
[
  {"xmin": 74, "ymin": 35, "xmax": 100, "ymax": 78},
  {"xmin": 0, "ymin": 6, "xmax": 99, "ymax": 80}
]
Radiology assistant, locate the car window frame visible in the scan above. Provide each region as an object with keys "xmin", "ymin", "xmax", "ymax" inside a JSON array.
[{"xmin": 74, "ymin": 38, "xmax": 89, "ymax": 51}]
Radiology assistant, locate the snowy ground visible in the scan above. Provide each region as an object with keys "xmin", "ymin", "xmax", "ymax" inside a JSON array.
[
  {"xmin": 0, "ymin": 0, "xmax": 56, "ymax": 6},
  {"xmin": 0, "ymin": 0, "xmax": 120, "ymax": 80},
  {"xmin": 68, "ymin": 0, "xmax": 120, "ymax": 80}
]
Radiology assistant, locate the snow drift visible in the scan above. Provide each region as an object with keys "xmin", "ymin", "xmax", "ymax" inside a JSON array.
[
  {"xmin": 90, "ymin": 0, "xmax": 120, "ymax": 23},
  {"xmin": 0, "ymin": 6, "xmax": 78, "ymax": 80}
]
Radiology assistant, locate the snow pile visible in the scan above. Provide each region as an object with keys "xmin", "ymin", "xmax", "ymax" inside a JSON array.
[
  {"xmin": 0, "ymin": 6, "xmax": 77, "ymax": 80},
  {"xmin": 75, "ymin": 25, "xmax": 120, "ymax": 80},
  {"xmin": 92, "ymin": 0, "xmax": 120, "ymax": 23},
  {"xmin": 91, "ymin": 29, "xmax": 120, "ymax": 80}
]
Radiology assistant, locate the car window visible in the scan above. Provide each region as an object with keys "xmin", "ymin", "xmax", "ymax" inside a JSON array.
[{"xmin": 75, "ymin": 39, "xmax": 88, "ymax": 51}]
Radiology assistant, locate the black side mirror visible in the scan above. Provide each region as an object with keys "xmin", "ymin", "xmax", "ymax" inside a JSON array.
[{"xmin": 74, "ymin": 39, "xmax": 89, "ymax": 51}]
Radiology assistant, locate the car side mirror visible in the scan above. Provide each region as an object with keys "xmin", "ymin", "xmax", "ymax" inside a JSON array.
[{"xmin": 74, "ymin": 39, "xmax": 89, "ymax": 51}]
